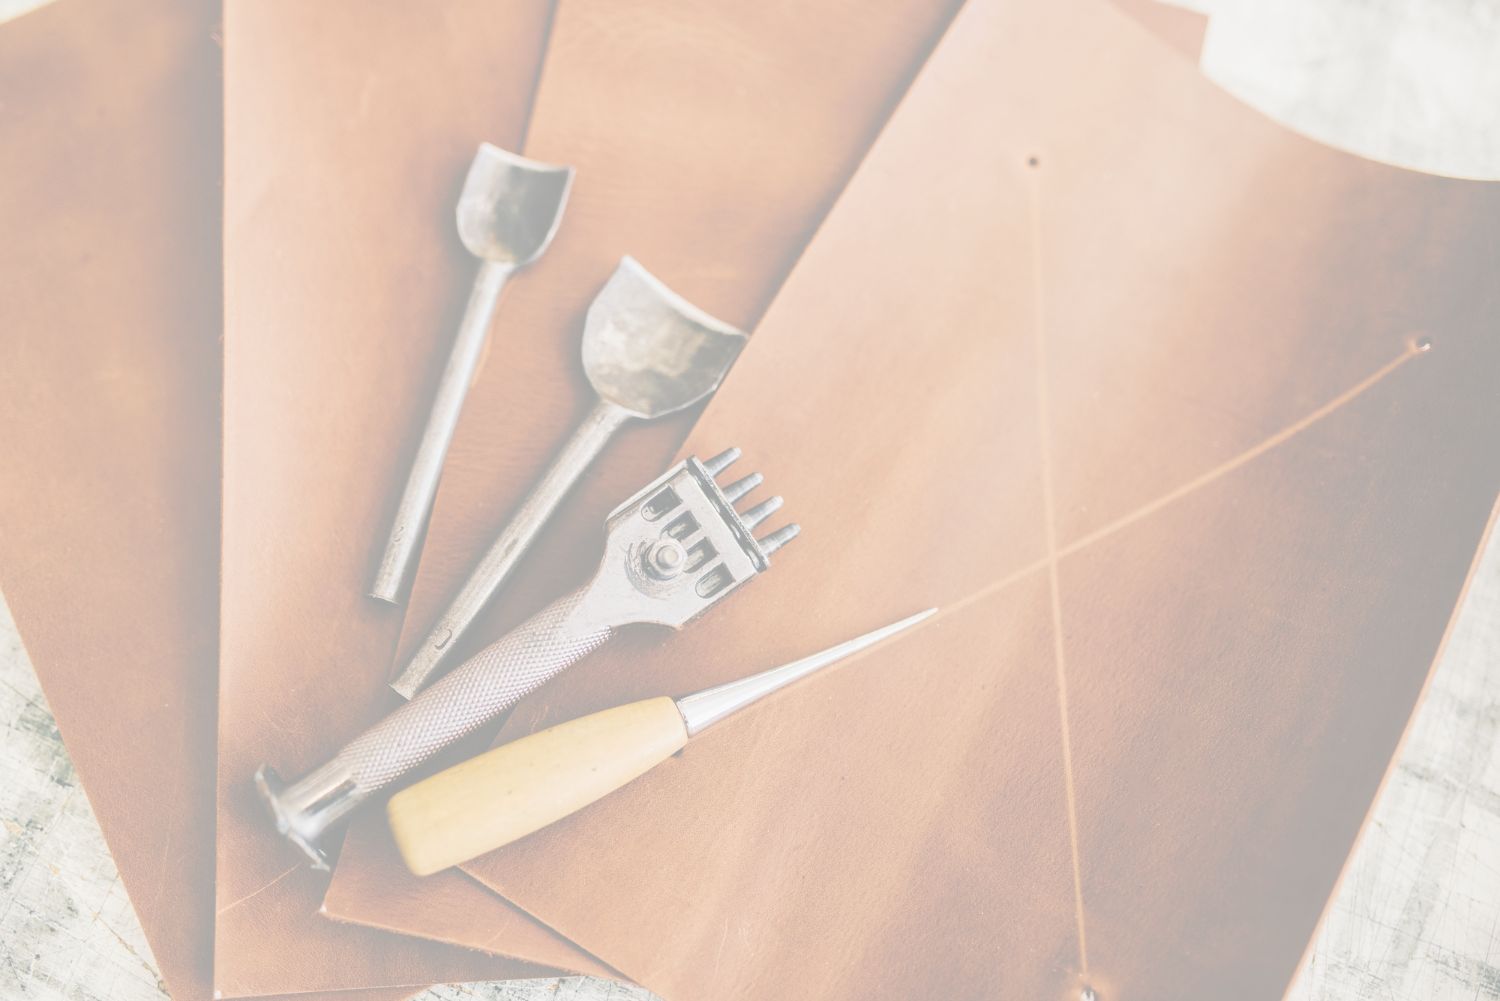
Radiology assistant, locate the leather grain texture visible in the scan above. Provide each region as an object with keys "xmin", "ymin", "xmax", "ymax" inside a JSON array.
[
  {"xmin": 321, "ymin": 0, "xmax": 965, "ymax": 951},
  {"xmin": 0, "ymin": 2, "xmax": 415, "ymax": 999},
  {"xmin": 1111, "ymin": 0, "xmax": 1207, "ymax": 57},
  {"xmin": 336, "ymin": 0, "xmax": 1499, "ymax": 997},
  {"xmin": 216, "ymin": 0, "xmax": 615, "ymax": 994}
]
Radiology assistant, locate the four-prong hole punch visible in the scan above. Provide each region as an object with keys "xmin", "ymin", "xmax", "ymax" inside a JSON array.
[
  {"xmin": 256, "ymin": 446, "xmax": 798, "ymax": 864},
  {"xmin": 623, "ymin": 447, "xmax": 798, "ymax": 610}
]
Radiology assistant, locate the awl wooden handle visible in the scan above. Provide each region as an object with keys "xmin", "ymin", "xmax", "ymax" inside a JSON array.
[{"xmin": 387, "ymin": 696, "xmax": 689, "ymax": 875}]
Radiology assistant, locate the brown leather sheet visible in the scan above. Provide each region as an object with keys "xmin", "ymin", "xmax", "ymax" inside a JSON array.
[
  {"xmin": 0, "ymin": 2, "xmax": 408, "ymax": 1000},
  {"xmin": 320, "ymin": 0, "xmax": 963, "ymax": 948},
  {"xmin": 216, "ymin": 0, "xmax": 610, "ymax": 995},
  {"xmin": 355, "ymin": 0, "xmax": 1499, "ymax": 997},
  {"xmin": 1111, "ymin": 0, "xmax": 1207, "ymax": 58}
]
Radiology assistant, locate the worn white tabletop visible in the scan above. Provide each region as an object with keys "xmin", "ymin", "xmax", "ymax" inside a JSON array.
[{"xmin": 2, "ymin": 2, "xmax": 1498, "ymax": 999}]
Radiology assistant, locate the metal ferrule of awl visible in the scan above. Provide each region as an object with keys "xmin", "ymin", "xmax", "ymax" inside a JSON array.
[{"xmin": 255, "ymin": 448, "xmax": 799, "ymax": 868}]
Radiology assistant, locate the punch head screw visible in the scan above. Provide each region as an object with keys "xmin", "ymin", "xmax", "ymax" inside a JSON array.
[{"xmin": 645, "ymin": 540, "xmax": 687, "ymax": 579}]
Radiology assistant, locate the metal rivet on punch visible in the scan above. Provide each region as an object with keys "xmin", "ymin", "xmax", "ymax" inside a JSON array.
[{"xmin": 646, "ymin": 540, "xmax": 687, "ymax": 579}]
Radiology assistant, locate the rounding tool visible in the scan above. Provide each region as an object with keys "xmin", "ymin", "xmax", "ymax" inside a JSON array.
[
  {"xmin": 256, "ymin": 447, "xmax": 795, "ymax": 868},
  {"xmin": 387, "ymin": 607, "xmax": 936, "ymax": 876},
  {"xmin": 371, "ymin": 143, "xmax": 574, "ymax": 604}
]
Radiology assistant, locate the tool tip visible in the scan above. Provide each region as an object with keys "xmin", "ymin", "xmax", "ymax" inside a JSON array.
[
  {"xmin": 833, "ymin": 606, "xmax": 938, "ymax": 659},
  {"xmin": 884, "ymin": 606, "xmax": 938, "ymax": 637}
]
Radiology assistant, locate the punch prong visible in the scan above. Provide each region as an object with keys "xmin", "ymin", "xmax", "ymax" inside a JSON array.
[
  {"xmin": 741, "ymin": 496, "xmax": 783, "ymax": 529},
  {"xmin": 721, "ymin": 472, "xmax": 764, "ymax": 502},
  {"xmin": 703, "ymin": 447, "xmax": 741, "ymax": 475},
  {"xmin": 758, "ymin": 523, "xmax": 800, "ymax": 555}
]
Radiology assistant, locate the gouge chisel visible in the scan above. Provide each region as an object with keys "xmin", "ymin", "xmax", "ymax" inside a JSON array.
[
  {"xmin": 388, "ymin": 256, "xmax": 748, "ymax": 698},
  {"xmin": 370, "ymin": 143, "xmax": 574, "ymax": 604},
  {"xmin": 257, "ymin": 447, "xmax": 796, "ymax": 868},
  {"xmin": 387, "ymin": 607, "xmax": 936, "ymax": 876}
]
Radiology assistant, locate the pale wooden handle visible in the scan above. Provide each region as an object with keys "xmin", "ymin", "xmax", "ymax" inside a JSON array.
[{"xmin": 387, "ymin": 696, "xmax": 689, "ymax": 875}]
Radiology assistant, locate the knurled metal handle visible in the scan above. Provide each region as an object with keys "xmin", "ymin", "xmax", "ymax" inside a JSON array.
[
  {"xmin": 337, "ymin": 586, "xmax": 612, "ymax": 794},
  {"xmin": 389, "ymin": 400, "xmax": 632, "ymax": 699}
]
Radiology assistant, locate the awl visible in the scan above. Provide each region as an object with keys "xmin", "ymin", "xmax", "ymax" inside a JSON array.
[{"xmin": 386, "ymin": 607, "xmax": 936, "ymax": 875}]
